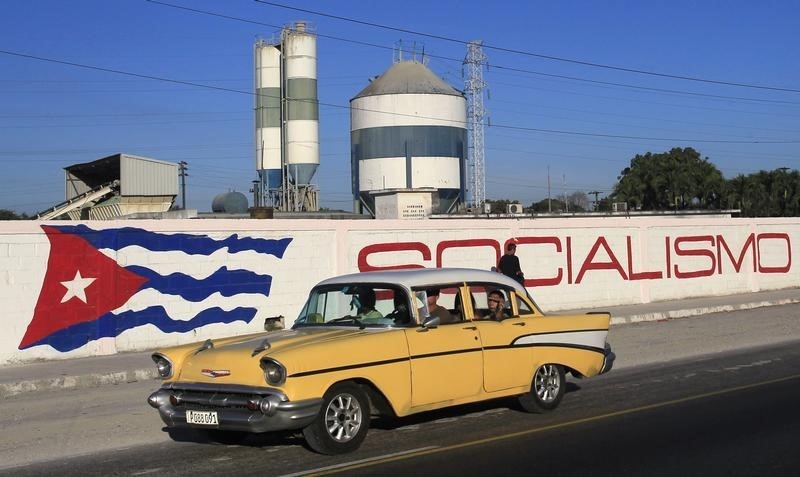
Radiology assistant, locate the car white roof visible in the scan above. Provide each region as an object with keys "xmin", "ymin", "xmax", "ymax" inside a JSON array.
[{"xmin": 316, "ymin": 268, "xmax": 524, "ymax": 293}]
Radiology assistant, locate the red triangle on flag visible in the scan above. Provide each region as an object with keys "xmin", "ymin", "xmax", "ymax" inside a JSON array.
[{"xmin": 19, "ymin": 226, "xmax": 148, "ymax": 349}]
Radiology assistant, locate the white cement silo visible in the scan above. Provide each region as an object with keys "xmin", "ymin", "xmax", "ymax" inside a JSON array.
[
  {"xmin": 254, "ymin": 41, "xmax": 283, "ymax": 189},
  {"xmin": 350, "ymin": 61, "xmax": 467, "ymax": 215},
  {"xmin": 283, "ymin": 22, "xmax": 319, "ymax": 186}
]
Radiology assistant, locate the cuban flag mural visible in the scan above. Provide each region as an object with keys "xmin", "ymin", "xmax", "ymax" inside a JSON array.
[{"xmin": 20, "ymin": 225, "xmax": 292, "ymax": 352}]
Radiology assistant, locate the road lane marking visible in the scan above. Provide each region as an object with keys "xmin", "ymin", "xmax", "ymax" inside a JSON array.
[
  {"xmin": 308, "ymin": 373, "xmax": 800, "ymax": 476},
  {"xmin": 131, "ymin": 469, "xmax": 163, "ymax": 476},
  {"xmin": 277, "ymin": 447, "xmax": 439, "ymax": 477}
]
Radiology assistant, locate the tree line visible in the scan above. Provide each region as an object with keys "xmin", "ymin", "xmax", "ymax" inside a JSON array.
[
  {"xmin": 0, "ymin": 209, "xmax": 30, "ymax": 220},
  {"xmin": 487, "ymin": 147, "xmax": 798, "ymax": 217},
  {"xmin": 610, "ymin": 147, "xmax": 798, "ymax": 217}
]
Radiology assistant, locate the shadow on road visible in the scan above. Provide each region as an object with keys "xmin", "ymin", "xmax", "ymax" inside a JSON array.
[{"xmin": 370, "ymin": 381, "xmax": 581, "ymax": 431}]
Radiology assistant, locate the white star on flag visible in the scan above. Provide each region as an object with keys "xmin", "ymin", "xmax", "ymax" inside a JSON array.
[{"xmin": 60, "ymin": 270, "xmax": 97, "ymax": 304}]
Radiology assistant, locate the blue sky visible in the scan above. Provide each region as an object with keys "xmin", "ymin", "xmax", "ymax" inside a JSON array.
[{"xmin": 1, "ymin": 0, "xmax": 798, "ymax": 214}]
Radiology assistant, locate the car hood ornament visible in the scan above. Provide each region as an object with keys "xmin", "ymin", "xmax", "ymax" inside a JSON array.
[{"xmin": 201, "ymin": 369, "xmax": 231, "ymax": 378}]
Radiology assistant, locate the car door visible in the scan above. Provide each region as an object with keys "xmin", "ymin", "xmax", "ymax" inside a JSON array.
[
  {"xmin": 466, "ymin": 283, "xmax": 533, "ymax": 393},
  {"xmin": 404, "ymin": 286, "xmax": 483, "ymax": 407},
  {"xmin": 475, "ymin": 320, "xmax": 532, "ymax": 392}
]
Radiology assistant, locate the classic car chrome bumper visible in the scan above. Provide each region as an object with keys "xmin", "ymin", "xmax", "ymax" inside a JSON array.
[
  {"xmin": 600, "ymin": 343, "xmax": 615, "ymax": 374},
  {"xmin": 147, "ymin": 382, "xmax": 322, "ymax": 433}
]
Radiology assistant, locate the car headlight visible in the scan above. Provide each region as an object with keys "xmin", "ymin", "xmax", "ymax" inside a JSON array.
[
  {"xmin": 152, "ymin": 353, "xmax": 173, "ymax": 379},
  {"xmin": 261, "ymin": 358, "xmax": 286, "ymax": 386}
]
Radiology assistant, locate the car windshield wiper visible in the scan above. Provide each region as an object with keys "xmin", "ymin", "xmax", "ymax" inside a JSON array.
[{"xmin": 327, "ymin": 316, "xmax": 366, "ymax": 330}]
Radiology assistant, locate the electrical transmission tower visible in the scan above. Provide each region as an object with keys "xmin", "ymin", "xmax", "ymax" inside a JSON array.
[{"xmin": 464, "ymin": 40, "xmax": 487, "ymax": 210}]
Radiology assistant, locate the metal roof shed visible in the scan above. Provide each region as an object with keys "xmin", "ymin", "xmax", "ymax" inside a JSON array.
[
  {"xmin": 38, "ymin": 153, "xmax": 178, "ymax": 220},
  {"xmin": 65, "ymin": 153, "xmax": 178, "ymax": 198}
]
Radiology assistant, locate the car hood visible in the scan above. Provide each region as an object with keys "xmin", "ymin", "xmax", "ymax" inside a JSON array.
[{"xmin": 173, "ymin": 327, "xmax": 379, "ymax": 383}]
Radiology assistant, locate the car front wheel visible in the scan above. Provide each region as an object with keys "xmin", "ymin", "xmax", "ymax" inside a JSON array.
[
  {"xmin": 517, "ymin": 363, "xmax": 565, "ymax": 413},
  {"xmin": 302, "ymin": 382, "xmax": 371, "ymax": 454}
]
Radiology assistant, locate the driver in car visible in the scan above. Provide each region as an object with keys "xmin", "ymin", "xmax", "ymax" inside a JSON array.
[
  {"xmin": 422, "ymin": 288, "xmax": 456, "ymax": 324},
  {"xmin": 352, "ymin": 288, "xmax": 383, "ymax": 320}
]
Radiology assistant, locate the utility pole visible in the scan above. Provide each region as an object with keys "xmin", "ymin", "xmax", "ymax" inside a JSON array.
[
  {"xmin": 547, "ymin": 165, "xmax": 551, "ymax": 213},
  {"xmin": 778, "ymin": 167, "xmax": 790, "ymax": 216},
  {"xmin": 178, "ymin": 161, "xmax": 188, "ymax": 210},
  {"xmin": 589, "ymin": 190, "xmax": 601, "ymax": 211}
]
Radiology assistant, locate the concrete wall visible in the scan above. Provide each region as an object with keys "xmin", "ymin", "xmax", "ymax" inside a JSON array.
[{"xmin": 0, "ymin": 216, "xmax": 797, "ymax": 365}]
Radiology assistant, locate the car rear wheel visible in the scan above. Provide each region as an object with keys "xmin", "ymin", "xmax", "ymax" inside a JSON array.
[
  {"xmin": 517, "ymin": 363, "xmax": 565, "ymax": 413},
  {"xmin": 302, "ymin": 382, "xmax": 370, "ymax": 454}
]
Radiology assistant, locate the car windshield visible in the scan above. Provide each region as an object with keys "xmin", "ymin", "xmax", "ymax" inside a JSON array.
[{"xmin": 293, "ymin": 283, "xmax": 414, "ymax": 328}]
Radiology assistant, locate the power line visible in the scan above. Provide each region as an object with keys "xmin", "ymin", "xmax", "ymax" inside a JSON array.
[
  {"xmin": 144, "ymin": 0, "xmax": 397, "ymax": 54},
  {"xmin": 146, "ymin": 0, "xmax": 798, "ymax": 105},
  {"xmin": 488, "ymin": 122, "xmax": 800, "ymax": 144},
  {"xmin": 251, "ymin": 0, "xmax": 800, "ymax": 93},
  {"xmin": 3, "ymin": 48, "xmax": 797, "ymax": 145},
  {"xmin": 492, "ymin": 81, "xmax": 800, "ymax": 119},
  {"xmin": 0, "ymin": 110, "xmax": 245, "ymax": 119},
  {"xmin": 489, "ymin": 97, "xmax": 800, "ymax": 134},
  {"xmin": 0, "ymin": 49, "xmax": 251, "ymax": 96},
  {"xmin": 487, "ymin": 65, "xmax": 800, "ymax": 105}
]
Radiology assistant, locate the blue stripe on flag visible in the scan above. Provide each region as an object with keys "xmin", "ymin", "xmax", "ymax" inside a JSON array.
[
  {"xmin": 127, "ymin": 265, "xmax": 273, "ymax": 300},
  {"xmin": 26, "ymin": 306, "xmax": 259, "ymax": 352},
  {"xmin": 51, "ymin": 224, "xmax": 292, "ymax": 257}
]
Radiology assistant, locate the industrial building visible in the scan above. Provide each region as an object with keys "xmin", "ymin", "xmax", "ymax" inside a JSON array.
[
  {"xmin": 36, "ymin": 153, "xmax": 178, "ymax": 220},
  {"xmin": 35, "ymin": 25, "xmax": 473, "ymax": 221}
]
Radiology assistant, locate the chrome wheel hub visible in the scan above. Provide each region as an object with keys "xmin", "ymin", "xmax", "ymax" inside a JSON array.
[
  {"xmin": 534, "ymin": 364, "xmax": 560, "ymax": 403},
  {"xmin": 324, "ymin": 393, "xmax": 362, "ymax": 442}
]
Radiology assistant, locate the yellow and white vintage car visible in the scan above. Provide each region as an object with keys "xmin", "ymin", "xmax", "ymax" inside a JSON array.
[{"xmin": 148, "ymin": 268, "xmax": 614, "ymax": 454}]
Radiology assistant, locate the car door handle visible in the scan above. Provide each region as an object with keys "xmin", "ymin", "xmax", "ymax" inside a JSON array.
[
  {"xmin": 512, "ymin": 322, "xmax": 526, "ymax": 326},
  {"xmin": 463, "ymin": 326, "xmax": 477, "ymax": 330}
]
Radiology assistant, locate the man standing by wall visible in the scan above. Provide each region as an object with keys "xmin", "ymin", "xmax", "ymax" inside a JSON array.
[{"xmin": 497, "ymin": 243, "xmax": 525, "ymax": 285}]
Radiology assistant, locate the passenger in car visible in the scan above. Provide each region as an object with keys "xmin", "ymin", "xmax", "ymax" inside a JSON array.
[
  {"xmin": 354, "ymin": 288, "xmax": 383, "ymax": 320},
  {"xmin": 423, "ymin": 288, "xmax": 457, "ymax": 324},
  {"xmin": 481, "ymin": 289, "xmax": 510, "ymax": 321},
  {"xmin": 386, "ymin": 293, "xmax": 411, "ymax": 324}
]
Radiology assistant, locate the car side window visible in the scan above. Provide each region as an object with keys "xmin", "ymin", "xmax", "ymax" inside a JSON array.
[
  {"xmin": 412, "ymin": 285, "xmax": 461, "ymax": 325},
  {"xmin": 514, "ymin": 293, "xmax": 536, "ymax": 317},
  {"xmin": 437, "ymin": 286, "xmax": 462, "ymax": 324},
  {"xmin": 466, "ymin": 283, "xmax": 514, "ymax": 320}
]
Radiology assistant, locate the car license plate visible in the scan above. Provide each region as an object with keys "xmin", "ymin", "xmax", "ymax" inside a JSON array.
[{"xmin": 186, "ymin": 410, "xmax": 219, "ymax": 426}]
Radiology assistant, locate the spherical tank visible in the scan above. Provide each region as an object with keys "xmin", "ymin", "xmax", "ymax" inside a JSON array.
[
  {"xmin": 350, "ymin": 61, "xmax": 467, "ymax": 215},
  {"xmin": 212, "ymin": 191, "xmax": 249, "ymax": 214},
  {"xmin": 283, "ymin": 23, "xmax": 319, "ymax": 185},
  {"xmin": 254, "ymin": 42, "xmax": 283, "ymax": 189}
]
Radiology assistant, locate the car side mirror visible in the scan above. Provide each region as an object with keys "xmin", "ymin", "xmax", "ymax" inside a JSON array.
[{"xmin": 264, "ymin": 315, "xmax": 284, "ymax": 331}]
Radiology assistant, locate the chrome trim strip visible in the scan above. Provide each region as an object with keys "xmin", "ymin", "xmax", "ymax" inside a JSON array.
[
  {"xmin": 149, "ymin": 387, "xmax": 323, "ymax": 433},
  {"xmin": 161, "ymin": 382, "xmax": 287, "ymax": 399},
  {"xmin": 511, "ymin": 329, "xmax": 608, "ymax": 350}
]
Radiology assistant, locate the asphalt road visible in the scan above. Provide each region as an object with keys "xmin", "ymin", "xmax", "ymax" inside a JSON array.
[
  {"xmin": 341, "ymin": 343, "xmax": 800, "ymax": 477},
  {"xmin": 2, "ymin": 304, "xmax": 800, "ymax": 476}
]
